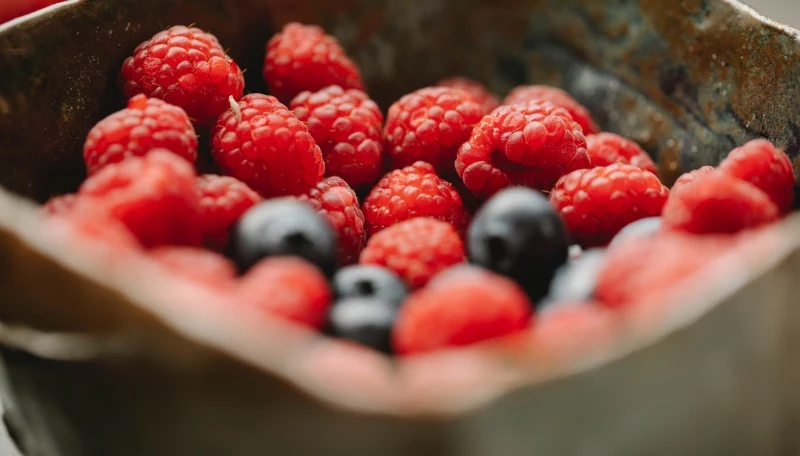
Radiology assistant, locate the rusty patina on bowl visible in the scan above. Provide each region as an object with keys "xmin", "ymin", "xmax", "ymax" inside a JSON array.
[{"xmin": 1, "ymin": 1, "xmax": 800, "ymax": 455}]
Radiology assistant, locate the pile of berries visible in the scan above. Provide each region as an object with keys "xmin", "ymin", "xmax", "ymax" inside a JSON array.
[{"xmin": 43, "ymin": 22, "xmax": 797, "ymax": 358}]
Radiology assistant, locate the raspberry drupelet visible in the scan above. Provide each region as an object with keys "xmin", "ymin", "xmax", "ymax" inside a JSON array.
[
  {"xmin": 196, "ymin": 175, "xmax": 263, "ymax": 251},
  {"xmin": 504, "ymin": 85, "xmax": 599, "ymax": 135},
  {"xmin": 362, "ymin": 161, "xmax": 470, "ymax": 236},
  {"xmin": 264, "ymin": 23, "xmax": 364, "ymax": 103},
  {"xmin": 84, "ymin": 95, "xmax": 197, "ymax": 174},
  {"xmin": 585, "ymin": 133, "xmax": 657, "ymax": 174},
  {"xmin": 384, "ymin": 86, "xmax": 484, "ymax": 175},
  {"xmin": 438, "ymin": 77, "xmax": 501, "ymax": 115},
  {"xmin": 212, "ymin": 94, "xmax": 325, "ymax": 198},
  {"xmin": 456, "ymin": 102, "xmax": 590, "ymax": 198},
  {"xmin": 290, "ymin": 86, "xmax": 384, "ymax": 189},
  {"xmin": 298, "ymin": 177, "xmax": 366, "ymax": 265},
  {"xmin": 550, "ymin": 163, "xmax": 670, "ymax": 247},
  {"xmin": 121, "ymin": 26, "xmax": 245, "ymax": 126},
  {"xmin": 671, "ymin": 166, "xmax": 714, "ymax": 193}
]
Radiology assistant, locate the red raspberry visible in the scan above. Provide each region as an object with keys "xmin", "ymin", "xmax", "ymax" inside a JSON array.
[
  {"xmin": 78, "ymin": 150, "xmax": 201, "ymax": 248},
  {"xmin": 393, "ymin": 266, "xmax": 533, "ymax": 355},
  {"xmin": 47, "ymin": 212, "xmax": 143, "ymax": 252},
  {"xmin": 264, "ymin": 23, "xmax": 364, "ymax": 103},
  {"xmin": 297, "ymin": 177, "xmax": 366, "ymax": 265},
  {"xmin": 550, "ymin": 164, "xmax": 669, "ymax": 247},
  {"xmin": 362, "ymin": 161, "xmax": 469, "ymax": 236},
  {"xmin": 290, "ymin": 86, "xmax": 384, "ymax": 189},
  {"xmin": 585, "ymin": 133, "xmax": 657, "ymax": 174},
  {"xmin": 43, "ymin": 194, "xmax": 78, "ymax": 215},
  {"xmin": 150, "ymin": 246, "xmax": 236, "ymax": 289},
  {"xmin": 596, "ymin": 233, "xmax": 734, "ymax": 309},
  {"xmin": 360, "ymin": 218, "xmax": 465, "ymax": 288},
  {"xmin": 83, "ymin": 95, "xmax": 197, "ymax": 175},
  {"xmin": 532, "ymin": 303, "xmax": 617, "ymax": 356},
  {"xmin": 384, "ymin": 87, "xmax": 484, "ymax": 175},
  {"xmin": 196, "ymin": 174, "xmax": 262, "ymax": 251},
  {"xmin": 438, "ymin": 77, "xmax": 501, "ymax": 115},
  {"xmin": 671, "ymin": 166, "xmax": 714, "ymax": 193},
  {"xmin": 212, "ymin": 94, "xmax": 325, "ymax": 197},
  {"xmin": 121, "ymin": 26, "xmax": 245, "ymax": 126},
  {"xmin": 504, "ymin": 85, "xmax": 599, "ymax": 135},
  {"xmin": 456, "ymin": 102, "xmax": 590, "ymax": 198},
  {"xmin": 237, "ymin": 257, "xmax": 331, "ymax": 329},
  {"xmin": 718, "ymin": 139, "xmax": 795, "ymax": 213},
  {"xmin": 662, "ymin": 171, "xmax": 778, "ymax": 234}
]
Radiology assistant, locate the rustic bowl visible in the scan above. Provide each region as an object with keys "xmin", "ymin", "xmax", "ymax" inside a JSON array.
[{"xmin": 1, "ymin": 0, "xmax": 800, "ymax": 455}]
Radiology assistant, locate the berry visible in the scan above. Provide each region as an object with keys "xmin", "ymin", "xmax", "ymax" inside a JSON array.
[
  {"xmin": 77, "ymin": 151, "xmax": 200, "ymax": 248},
  {"xmin": 662, "ymin": 171, "xmax": 778, "ymax": 235},
  {"xmin": 360, "ymin": 218, "xmax": 465, "ymax": 288},
  {"xmin": 47, "ymin": 212, "xmax": 143, "ymax": 252},
  {"xmin": 545, "ymin": 248, "xmax": 607, "ymax": 305},
  {"xmin": 585, "ymin": 133, "xmax": 657, "ymax": 174},
  {"xmin": 228, "ymin": 198, "xmax": 338, "ymax": 276},
  {"xmin": 671, "ymin": 166, "xmax": 714, "ymax": 193},
  {"xmin": 504, "ymin": 85, "xmax": 599, "ymax": 134},
  {"xmin": 332, "ymin": 265, "xmax": 409, "ymax": 307},
  {"xmin": 237, "ymin": 257, "xmax": 331, "ymax": 328},
  {"xmin": 718, "ymin": 139, "xmax": 795, "ymax": 213},
  {"xmin": 393, "ymin": 265, "xmax": 533, "ymax": 355},
  {"xmin": 384, "ymin": 87, "xmax": 483, "ymax": 174},
  {"xmin": 212, "ymin": 94, "xmax": 325, "ymax": 197},
  {"xmin": 121, "ymin": 25, "xmax": 245, "ymax": 126},
  {"xmin": 263, "ymin": 23, "xmax": 364, "ymax": 103},
  {"xmin": 609, "ymin": 217, "xmax": 662, "ymax": 248},
  {"xmin": 468, "ymin": 187, "xmax": 569, "ymax": 301},
  {"xmin": 456, "ymin": 102, "xmax": 590, "ymax": 198},
  {"xmin": 327, "ymin": 297, "xmax": 399, "ymax": 353},
  {"xmin": 532, "ymin": 303, "xmax": 617, "ymax": 356},
  {"xmin": 596, "ymin": 233, "xmax": 733, "ymax": 309},
  {"xmin": 438, "ymin": 77, "xmax": 500, "ymax": 115},
  {"xmin": 550, "ymin": 164, "xmax": 670, "ymax": 247},
  {"xmin": 196, "ymin": 175, "xmax": 262, "ymax": 251},
  {"xmin": 290, "ymin": 86, "xmax": 384, "ymax": 189},
  {"xmin": 362, "ymin": 161, "xmax": 469, "ymax": 236},
  {"xmin": 43, "ymin": 194, "xmax": 78, "ymax": 215},
  {"xmin": 150, "ymin": 246, "xmax": 236, "ymax": 289},
  {"xmin": 83, "ymin": 95, "xmax": 197, "ymax": 174},
  {"xmin": 297, "ymin": 177, "xmax": 366, "ymax": 265}
]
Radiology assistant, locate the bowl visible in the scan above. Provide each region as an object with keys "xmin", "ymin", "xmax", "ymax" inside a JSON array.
[{"xmin": 1, "ymin": 0, "xmax": 800, "ymax": 455}]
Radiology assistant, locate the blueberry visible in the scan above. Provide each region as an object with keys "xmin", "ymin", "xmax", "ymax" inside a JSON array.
[
  {"xmin": 543, "ymin": 248, "xmax": 607, "ymax": 308},
  {"xmin": 327, "ymin": 297, "xmax": 399, "ymax": 353},
  {"xmin": 609, "ymin": 217, "xmax": 662, "ymax": 248},
  {"xmin": 227, "ymin": 199, "xmax": 338, "ymax": 275},
  {"xmin": 333, "ymin": 265, "xmax": 408, "ymax": 308},
  {"xmin": 468, "ymin": 187, "xmax": 569, "ymax": 302}
]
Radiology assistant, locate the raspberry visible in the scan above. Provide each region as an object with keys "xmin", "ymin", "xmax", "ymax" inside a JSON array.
[
  {"xmin": 78, "ymin": 150, "xmax": 201, "ymax": 248},
  {"xmin": 504, "ymin": 85, "xmax": 599, "ymax": 135},
  {"xmin": 121, "ymin": 26, "xmax": 245, "ymax": 126},
  {"xmin": 264, "ymin": 23, "xmax": 364, "ymax": 103},
  {"xmin": 719, "ymin": 139, "xmax": 795, "ymax": 213},
  {"xmin": 596, "ymin": 233, "xmax": 734, "ymax": 309},
  {"xmin": 297, "ymin": 177, "xmax": 366, "ymax": 265},
  {"xmin": 196, "ymin": 175, "xmax": 262, "ymax": 251},
  {"xmin": 456, "ymin": 102, "xmax": 590, "ymax": 198},
  {"xmin": 360, "ymin": 218, "xmax": 465, "ymax": 288},
  {"xmin": 393, "ymin": 266, "xmax": 533, "ymax": 355},
  {"xmin": 150, "ymin": 246, "xmax": 236, "ymax": 289},
  {"xmin": 47, "ymin": 212, "xmax": 143, "ymax": 252},
  {"xmin": 671, "ymin": 166, "xmax": 714, "ymax": 193},
  {"xmin": 362, "ymin": 161, "xmax": 469, "ymax": 236},
  {"xmin": 585, "ymin": 133, "xmax": 657, "ymax": 174},
  {"xmin": 550, "ymin": 164, "xmax": 670, "ymax": 247},
  {"xmin": 438, "ymin": 77, "xmax": 500, "ymax": 115},
  {"xmin": 237, "ymin": 257, "xmax": 331, "ymax": 329},
  {"xmin": 662, "ymin": 171, "xmax": 778, "ymax": 234},
  {"xmin": 384, "ymin": 87, "xmax": 484, "ymax": 175},
  {"xmin": 290, "ymin": 86, "xmax": 384, "ymax": 188},
  {"xmin": 43, "ymin": 194, "xmax": 78, "ymax": 215},
  {"xmin": 532, "ymin": 303, "xmax": 617, "ymax": 356},
  {"xmin": 212, "ymin": 94, "xmax": 325, "ymax": 197},
  {"xmin": 83, "ymin": 95, "xmax": 197, "ymax": 175}
]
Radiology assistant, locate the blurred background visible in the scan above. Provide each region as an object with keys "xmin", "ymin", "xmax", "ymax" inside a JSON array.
[{"xmin": 749, "ymin": 0, "xmax": 797, "ymax": 26}]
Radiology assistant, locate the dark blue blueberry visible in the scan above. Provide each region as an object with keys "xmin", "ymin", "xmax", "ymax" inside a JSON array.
[
  {"xmin": 543, "ymin": 248, "xmax": 607, "ymax": 309},
  {"xmin": 227, "ymin": 199, "xmax": 338, "ymax": 275},
  {"xmin": 467, "ymin": 187, "xmax": 569, "ymax": 302},
  {"xmin": 609, "ymin": 217, "xmax": 662, "ymax": 248},
  {"xmin": 333, "ymin": 265, "xmax": 408, "ymax": 308},
  {"xmin": 327, "ymin": 297, "xmax": 399, "ymax": 353}
]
